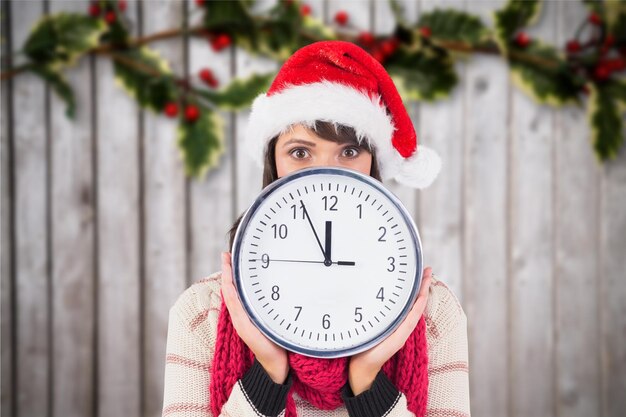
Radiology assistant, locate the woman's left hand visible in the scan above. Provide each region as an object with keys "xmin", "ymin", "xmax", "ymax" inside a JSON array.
[{"xmin": 348, "ymin": 267, "xmax": 432, "ymax": 395}]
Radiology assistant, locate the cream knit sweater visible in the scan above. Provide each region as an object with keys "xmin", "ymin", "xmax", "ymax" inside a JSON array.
[{"xmin": 162, "ymin": 271, "xmax": 471, "ymax": 417}]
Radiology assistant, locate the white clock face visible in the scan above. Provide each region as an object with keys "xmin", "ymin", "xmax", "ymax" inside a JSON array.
[{"xmin": 232, "ymin": 167, "xmax": 422, "ymax": 358}]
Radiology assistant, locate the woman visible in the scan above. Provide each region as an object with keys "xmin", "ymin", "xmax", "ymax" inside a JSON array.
[{"xmin": 162, "ymin": 41, "xmax": 470, "ymax": 417}]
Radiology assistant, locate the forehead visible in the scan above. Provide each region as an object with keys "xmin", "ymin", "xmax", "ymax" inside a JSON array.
[{"xmin": 276, "ymin": 123, "xmax": 361, "ymax": 147}]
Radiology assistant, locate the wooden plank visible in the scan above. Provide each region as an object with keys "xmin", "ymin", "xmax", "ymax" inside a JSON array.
[
  {"xmin": 95, "ymin": 1, "xmax": 141, "ymax": 416},
  {"xmin": 417, "ymin": 0, "xmax": 466, "ymax": 301},
  {"xmin": 141, "ymin": 2, "xmax": 188, "ymax": 416},
  {"xmin": 601, "ymin": 134, "xmax": 626, "ymax": 417},
  {"xmin": 554, "ymin": 3, "xmax": 602, "ymax": 417},
  {"xmin": 10, "ymin": 2, "xmax": 51, "ymax": 416},
  {"xmin": 1, "ymin": 1, "xmax": 14, "ymax": 415},
  {"xmin": 234, "ymin": 0, "xmax": 279, "ymax": 215},
  {"xmin": 462, "ymin": 2, "xmax": 510, "ymax": 416},
  {"xmin": 187, "ymin": 0, "xmax": 234, "ymax": 279},
  {"xmin": 48, "ymin": 1, "xmax": 96, "ymax": 415},
  {"xmin": 509, "ymin": 2, "xmax": 556, "ymax": 416}
]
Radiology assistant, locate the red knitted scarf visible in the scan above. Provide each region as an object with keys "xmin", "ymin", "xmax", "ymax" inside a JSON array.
[{"xmin": 210, "ymin": 296, "xmax": 429, "ymax": 417}]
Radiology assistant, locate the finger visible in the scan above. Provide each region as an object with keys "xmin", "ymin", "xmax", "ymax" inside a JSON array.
[{"xmin": 220, "ymin": 252, "xmax": 249, "ymax": 324}]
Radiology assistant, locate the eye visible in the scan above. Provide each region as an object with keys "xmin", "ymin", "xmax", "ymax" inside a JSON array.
[
  {"xmin": 341, "ymin": 146, "xmax": 360, "ymax": 158},
  {"xmin": 289, "ymin": 148, "xmax": 310, "ymax": 159}
]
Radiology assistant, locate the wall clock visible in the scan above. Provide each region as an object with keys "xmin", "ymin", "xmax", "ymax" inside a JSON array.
[{"xmin": 232, "ymin": 166, "xmax": 423, "ymax": 358}]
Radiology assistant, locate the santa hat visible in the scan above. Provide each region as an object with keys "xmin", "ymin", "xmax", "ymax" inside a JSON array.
[{"xmin": 244, "ymin": 40, "xmax": 441, "ymax": 189}]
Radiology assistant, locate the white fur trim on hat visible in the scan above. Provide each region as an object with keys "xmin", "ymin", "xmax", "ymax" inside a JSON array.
[{"xmin": 244, "ymin": 80, "xmax": 397, "ymax": 175}]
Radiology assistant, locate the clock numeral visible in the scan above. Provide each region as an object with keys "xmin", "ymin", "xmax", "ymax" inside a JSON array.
[
  {"xmin": 271, "ymin": 224, "xmax": 288, "ymax": 239},
  {"xmin": 294, "ymin": 306, "xmax": 303, "ymax": 321},
  {"xmin": 376, "ymin": 287, "xmax": 385, "ymax": 302},
  {"xmin": 261, "ymin": 253, "xmax": 270, "ymax": 269},
  {"xmin": 290, "ymin": 204, "xmax": 305, "ymax": 220},
  {"xmin": 322, "ymin": 195, "xmax": 338, "ymax": 211},
  {"xmin": 378, "ymin": 226, "xmax": 387, "ymax": 242},
  {"xmin": 387, "ymin": 256, "xmax": 395, "ymax": 272},
  {"xmin": 356, "ymin": 204, "xmax": 362, "ymax": 219},
  {"xmin": 322, "ymin": 314, "xmax": 331, "ymax": 329},
  {"xmin": 354, "ymin": 307, "xmax": 363, "ymax": 323},
  {"xmin": 271, "ymin": 285, "xmax": 280, "ymax": 301}
]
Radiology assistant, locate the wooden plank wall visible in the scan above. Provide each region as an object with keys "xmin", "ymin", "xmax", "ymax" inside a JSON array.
[{"xmin": 2, "ymin": 1, "xmax": 626, "ymax": 417}]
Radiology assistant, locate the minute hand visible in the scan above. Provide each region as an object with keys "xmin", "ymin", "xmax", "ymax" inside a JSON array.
[{"xmin": 300, "ymin": 200, "xmax": 326, "ymax": 259}]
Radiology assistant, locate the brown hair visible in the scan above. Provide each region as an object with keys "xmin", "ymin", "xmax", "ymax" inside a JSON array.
[{"xmin": 228, "ymin": 121, "xmax": 381, "ymax": 250}]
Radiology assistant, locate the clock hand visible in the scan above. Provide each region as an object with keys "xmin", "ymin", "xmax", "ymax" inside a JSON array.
[
  {"xmin": 254, "ymin": 258, "xmax": 356, "ymax": 266},
  {"xmin": 324, "ymin": 221, "xmax": 332, "ymax": 267},
  {"xmin": 299, "ymin": 200, "xmax": 326, "ymax": 259}
]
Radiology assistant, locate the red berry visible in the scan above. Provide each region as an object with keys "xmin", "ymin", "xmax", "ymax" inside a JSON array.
[
  {"xmin": 164, "ymin": 102, "xmax": 178, "ymax": 118},
  {"xmin": 594, "ymin": 64, "xmax": 611, "ymax": 80},
  {"xmin": 88, "ymin": 3, "xmax": 101, "ymax": 17},
  {"xmin": 301, "ymin": 4, "xmax": 311, "ymax": 16},
  {"xmin": 357, "ymin": 32, "xmax": 375, "ymax": 47},
  {"xmin": 607, "ymin": 57, "xmax": 625, "ymax": 71},
  {"xmin": 604, "ymin": 34, "xmax": 615, "ymax": 47},
  {"xmin": 566, "ymin": 40, "xmax": 581, "ymax": 53},
  {"xmin": 195, "ymin": 0, "xmax": 206, "ymax": 6},
  {"xmin": 334, "ymin": 11, "xmax": 349, "ymax": 25},
  {"xmin": 185, "ymin": 105, "xmax": 200, "ymax": 123},
  {"xmin": 199, "ymin": 68, "xmax": 218, "ymax": 88},
  {"xmin": 514, "ymin": 32, "xmax": 531, "ymax": 48},
  {"xmin": 589, "ymin": 12, "xmax": 602, "ymax": 25},
  {"xmin": 118, "ymin": 0, "xmax": 127, "ymax": 12},
  {"xmin": 380, "ymin": 38, "xmax": 399, "ymax": 57},
  {"xmin": 419, "ymin": 26, "xmax": 432, "ymax": 38},
  {"xmin": 372, "ymin": 49, "xmax": 386, "ymax": 64},
  {"xmin": 104, "ymin": 10, "xmax": 116, "ymax": 24},
  {"xmin": 210, "ymin": 33, "xmax": 231, "ymax": 52}
]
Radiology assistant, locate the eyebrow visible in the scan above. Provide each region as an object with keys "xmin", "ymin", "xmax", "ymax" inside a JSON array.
[{"xmin": 282, "ymin": 138, "xmax": 316, "ymax": 148}]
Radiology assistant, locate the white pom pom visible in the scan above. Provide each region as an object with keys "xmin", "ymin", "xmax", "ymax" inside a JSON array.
[{"xmin": 393, "ymin": 145, "xmax": 442, "ymax": 189}]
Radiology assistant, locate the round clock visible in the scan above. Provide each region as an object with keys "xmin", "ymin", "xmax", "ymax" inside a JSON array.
[{"xmin": 232, "ymin": 166, "xmax": 423, "ymax": 358}]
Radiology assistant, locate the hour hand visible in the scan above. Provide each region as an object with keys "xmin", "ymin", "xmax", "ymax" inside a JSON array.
[{"xmin": 324, "ymin": 221, "xmax": 332, "ymax": 266}]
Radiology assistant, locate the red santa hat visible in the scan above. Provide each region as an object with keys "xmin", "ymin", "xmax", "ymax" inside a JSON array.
[{"xmin": 244, "ymin": 40, "xmax": 441, "ymax": 189}]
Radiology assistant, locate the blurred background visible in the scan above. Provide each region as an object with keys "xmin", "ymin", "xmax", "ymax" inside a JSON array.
[{"xmin": 1, "ymin": 1, "xmax": 625, "ymax": 417}]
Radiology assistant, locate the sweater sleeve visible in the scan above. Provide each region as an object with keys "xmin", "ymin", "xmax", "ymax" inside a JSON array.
[
  {"xmin": 162, "ymin": 279, "xmax": 290, "ymax": 417},
  {"xmin": 423, "ymin": 280, "xmax": 471, "ymax": 417},
  {"xmin": 341, "ymin": 370, "xmax": 401, "ymax": 417}
]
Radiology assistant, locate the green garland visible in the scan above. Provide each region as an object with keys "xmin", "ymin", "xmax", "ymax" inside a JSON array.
[{"xmin": 2, "ymin": 0, "xmax": 625, "ymax": 177}]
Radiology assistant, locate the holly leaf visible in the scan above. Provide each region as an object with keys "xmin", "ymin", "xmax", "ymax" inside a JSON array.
[
  {"xmin": 417, "ymin": 9, "xmax": 488, "ymax": 46},
  {"xmin": 588, "ymin": 82, "xmax": 626, "ymax": 161},
  {"xmin": 296, "ymin": 15, "xmax": 337, "ymax": 49},
  {"xmin": 509, "ymin": 40, "xmax": 581, "ymax": 105},
  {"xmin": 196, "ymin": 72, "xmax": 275, "ymax": 110},
  {"xmin": 24, "ymin": 13, "xmax": 106, "ymax": 68},
  {"xmin": 385, "ymin": 48, "xmax": 457, "ymax": 101},
  {"xmin": 113, "ymin": 47, "xmax": 177, "ymax": 113},
  {"xmin": 493, "ymin": 0, "xmax": 542, "ymax": 53},
  {"xmin": 177, "ymin": 107, "xmax": 225, "ymax": 178},
  {"xmin": 607, "ymin": 78, "xmax": 626, "ymax": 105},
  {"xmin": 389, "ymin": 0, "xmax": 409, "ymax": 28},
  {"xmin": 255, "ymin": 3, "xmax": 302, "ymax": 60},
  {"xmin": 31, "ymin": 65, "xmax": 76, "ymax": 118},
  {"xmin": 606, "ymin": 0, "xmax": 626, "ymax": 43}
]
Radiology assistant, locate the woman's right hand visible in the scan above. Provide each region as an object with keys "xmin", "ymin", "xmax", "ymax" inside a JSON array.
[{"xmin": 220, "ymin": 252, "xmax": 290, "ymax": 384}]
